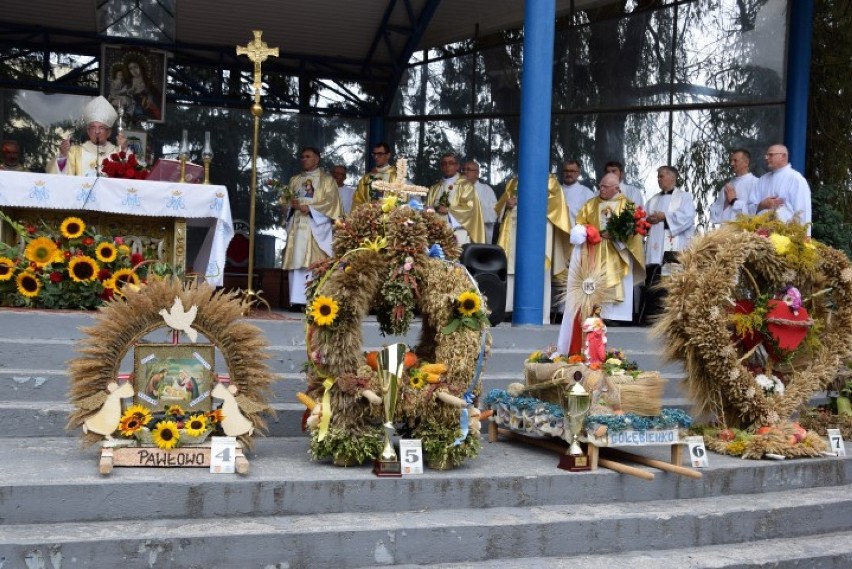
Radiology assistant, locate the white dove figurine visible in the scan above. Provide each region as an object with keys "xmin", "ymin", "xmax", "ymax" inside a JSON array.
[{"xmin": 159, "ymin": 297, "xmax": 199, "ymax": 343}]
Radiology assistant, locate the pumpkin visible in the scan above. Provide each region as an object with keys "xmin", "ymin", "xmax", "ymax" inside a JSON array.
[
  {"xmin": 403, "ymin": 351, "xmax": 418, "ymax": 368},
  {"xmin": 365, "ymin": 351, "xmax": 379, "ymax": 371}
]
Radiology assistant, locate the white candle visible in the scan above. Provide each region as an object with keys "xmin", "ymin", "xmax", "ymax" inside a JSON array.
[
  {"xmin": 180, "ymin": 129, "xmax": 189, "ymax": 155},
  {"xmin": 203, "ymin": 131, "xmax": 213, "ymax": 157}
]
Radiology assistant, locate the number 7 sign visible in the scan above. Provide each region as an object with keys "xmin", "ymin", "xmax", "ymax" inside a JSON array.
[{"xmin": 827, "ymin": 429, "xmax": 846, "ymax": 457}]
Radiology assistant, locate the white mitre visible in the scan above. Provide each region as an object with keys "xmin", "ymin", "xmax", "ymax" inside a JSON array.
[{"xmin": 83, "ymin": 96, "xmax": 118, "ymax": 127}]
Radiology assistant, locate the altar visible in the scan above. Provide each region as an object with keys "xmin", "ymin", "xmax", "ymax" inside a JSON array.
[{"xmin": 0, "ymin": 172, "xmax": 233, "ymax": 286}]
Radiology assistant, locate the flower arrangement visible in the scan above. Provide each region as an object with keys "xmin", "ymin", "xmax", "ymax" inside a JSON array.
[
  {"xmin": 101, "ymin": 151, "xmax": 150, "ymax": 180},
  {"xmin": 526, "ymin": 345, "xmax": 567, "ymax": 364},
  {"xmin": 601, "ymin": 348, "xmax": 640, "ymax": 376},
  {"xmin": 604, "ymin": 202, "xmax": 649, "ymax": 242},
  {"xmin": 266, "ymin": 178, "xmax": 294, "ymax": 204},
  {"xmin": 441, "ymin": 289, "xmax": 489, "ymax": 334},
  {"xmin": 115, "ymin": 403, "xmax": 225, "ymax": 449},
  {"xmin": 0, "ymin": 213, "xmax": 156, "ymax": 309}
]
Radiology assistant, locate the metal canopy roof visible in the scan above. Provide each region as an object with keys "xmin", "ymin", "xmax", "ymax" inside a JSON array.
[{"xmin": 0, "ymin": 0, "xmax": 597, "ymax": 114}]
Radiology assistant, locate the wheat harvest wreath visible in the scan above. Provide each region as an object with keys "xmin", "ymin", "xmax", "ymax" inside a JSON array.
[
  {"xmin": 298, "ymin": 198, "xmax": 492, "ymax": 469},
  {"xmin": 655, "ymin": 215, "xmax": 852, "ymax": 459},
  {"xmin": 67, "ymin": 278, "xmax": 275, "ymax": 473}
]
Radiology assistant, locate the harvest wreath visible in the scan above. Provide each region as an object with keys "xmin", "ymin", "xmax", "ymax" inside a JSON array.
[
  {"xmin": 298, "ymin": 199, "xmax": 492, "ymax": 469},
  {"xmin": 67, "ymin": 278, "xmax": 275, "ymax": 471},
  {"xmin": 655, "ymin": 215, "xmax": 852, "ymax": 458}
]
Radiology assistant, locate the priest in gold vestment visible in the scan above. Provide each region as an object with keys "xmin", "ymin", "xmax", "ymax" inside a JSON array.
[
  {"xmin": 281, "ymin": 147, "xmax": 343, "ymax": 307},
  {"xmin": 351, "ymin": 142, "xmax": 397, "ymax": 210},
  {"xmin": 572, "ymin": 173, "xmax": 645, "ymax": 321},
  {"xmin": 426, "ymin": 153, "xmax": 485, "ymax": 244},
  {"xmin": 494, "ymin": 173, "xmax": 572, "ymax": 323}
]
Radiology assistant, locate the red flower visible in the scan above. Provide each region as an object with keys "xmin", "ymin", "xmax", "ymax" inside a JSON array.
[
  {"xmin": 26, "ymin": 225, "xmax": 37, "ymax": 234},
  {"xmin": 130, "ymin": 253, "xmax": 145, "ymax": 266},
  {"xmin": 100, "ymin": 288, "xmax": 114, "ymax": 301},
  {"xmin": 113, "ymin": 237, "xmax": 124, "ymax": 245},
  {"xmin": 64, "ymin": 250, "xmax": 72, "ymax": 260},
  {"xmin": 97, "ymin": 269, "xmax": 112, "ymax": 281},
  {"xmin": 82, "ymin": 237, "xmax": 94, "ymax": 246},
  {"xmin": 49, "ymin": 271, "xmax": 63, "ymax": 283}
]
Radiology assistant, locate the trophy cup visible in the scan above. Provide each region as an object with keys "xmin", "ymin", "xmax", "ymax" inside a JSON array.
[
  {"xmin": 558, "ymin": 372, "xmax": 592, "ymax": 471},
  {"xmin": 373, "ymin": 343, "xmax": 407, "ymax": 477}
]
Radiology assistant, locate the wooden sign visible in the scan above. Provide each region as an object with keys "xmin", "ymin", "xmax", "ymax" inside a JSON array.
[{"xmin": 99, "ymin": 443, "xmax": 248, "ymax": 474}]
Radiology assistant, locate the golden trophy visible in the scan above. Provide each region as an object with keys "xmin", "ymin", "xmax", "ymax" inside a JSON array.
[
  {"xmin": 558, "ymin": 372, "xmax": 592, "ymax": 471},
  {"xmin": 374, "ymin": 343, "xmax": 407, "ymax": 477}
]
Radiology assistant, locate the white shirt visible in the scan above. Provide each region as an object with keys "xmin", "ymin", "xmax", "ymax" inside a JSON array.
[
  {"xmin": 561, "ymin": 182, "xmax": 595, "ymax": 227},
  {"xmin": 621, "ymin": 182, "xmax": 645, "ymax": 209},
  {"xmin": 645, "ymin": 188, "xmax": 696, "ymax": 265},
  {"xmin": 709, "ymin": 172, "xmax": 758, "ymax": 224},
  {"xmin": 472, "ymin": 180, "xmax": 498, "ymax": 242},
  {"xmin": 337, "ymin": 184, "xmax": 356, "ymax": 215},
  {"xmin": 747, "ymin": 164, "xmax": 812, "ymax": 234}
]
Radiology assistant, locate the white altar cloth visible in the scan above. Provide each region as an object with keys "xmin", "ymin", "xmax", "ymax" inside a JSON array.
[{"xmin": 0, "ymin": 172, "xmax": 233, "ymax": 286}]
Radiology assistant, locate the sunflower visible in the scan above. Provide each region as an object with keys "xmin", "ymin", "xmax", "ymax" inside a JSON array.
[
  {"xmin": 95, "ymin": 242, "xmax": 118, "ymax": 263},
  {"xmin": 0, "ymin": 256, "xmax": 15, "ymax": 281},
  {"xmin": 111, "ymin": 268, "xmax": 140, "ymax": 288},
  {"xmin": 409, "ymin": 369, "xmax": 426, "ymax": 389},
  {"xmin": 60, "ymin": 216, "xmax": 86, "ymax": 239},
  {"xmin": 457, "ymin": 291, "xmax": 481, "ymax": 317},
  {"xmin": 123, "ymin": 404, "xmax": 152, "ymax": 426},
  {"xmin": 166, "ymin": 404, "xmax": 185, "ymax": 417},
  {"xmin": 310, "ymin": 295, "xmax": 340, "ymax": 326},
  {"xmin": 118, "ymin": 414, "xmax": 145, "ymax": 437},
  {"xmin": 68, "ymin": 256, "xmax": 99, "ymax": 282},
  {"xmin": 152, "ymin": 420, "xmax": 181, "ymax": 449},
  {"xmin": 184, "ymin": 414, "xmax": 208, "ymax": 437},
  {"xmin": 15, "ymin": 271, "xmax": 41, "ymax": 298},
  {"xmin": 207, "ymin": 409, "xmax": 225, "ymax": 423},
  {"xmin": 24, "ymin": 237, "xmax": 59, "ymax": 267}
]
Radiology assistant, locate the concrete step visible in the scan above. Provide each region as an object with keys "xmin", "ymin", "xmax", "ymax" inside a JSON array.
[
  {"xmin": 2, "ymin": 436, "xmax": 850, "ymax": 526},
  {"xmin": 389, "ymin": 531, "xmax": 852, "ymax": 569},
  {"xmin": 2, "ymin": 485, "xmax": 850, "ymax": 568}
]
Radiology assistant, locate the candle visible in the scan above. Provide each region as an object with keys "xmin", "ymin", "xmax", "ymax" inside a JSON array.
[
  {"xmin": 180, "ymin": 129, "xmax": 189, "ymax": 155},
  {"xmin": 203, "ymin": 131, "xmax": 213, "ymax": 157}
]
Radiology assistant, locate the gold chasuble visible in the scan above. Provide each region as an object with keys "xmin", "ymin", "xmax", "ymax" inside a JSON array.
[
  {"xmin": 352, "ymin": 166, "xmax": 398, "ymax": 210},
  {"xmin": 574, "ymin": 193, "xmax": 645, "ymax": 302},
  {"xmin": 496, "ymin": 174, "xmax": 572, "ymax": 277},
  {"xmin": 281, "ymin": 170, "xmax": 343, "ymax": 271},
  {"xmin": 47, "ymin": 141, "xmax": 120, "ymax": 177},
  {"xmin": 426, "ymin": 176, "xmax": 486, "ymax": 244}
]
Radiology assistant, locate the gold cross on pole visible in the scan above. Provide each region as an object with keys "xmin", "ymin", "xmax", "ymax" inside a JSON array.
[{"xmin": 236, "ymin": 30, "xmax": 279, "ymax": 102}]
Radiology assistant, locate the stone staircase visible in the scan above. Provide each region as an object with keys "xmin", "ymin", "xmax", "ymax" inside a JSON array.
[{"xmin": 0, "ymin": 308, "xmax": 850, "ymax": 568}]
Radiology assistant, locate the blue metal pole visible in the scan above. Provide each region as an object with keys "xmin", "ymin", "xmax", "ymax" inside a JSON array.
[
  {"xmin": 514, "ymin": 0, "xmax": 556, "ymax": 326},
  {"xmin": 784, "ymin": 0, "xmax": 814, "ymax": 172}
]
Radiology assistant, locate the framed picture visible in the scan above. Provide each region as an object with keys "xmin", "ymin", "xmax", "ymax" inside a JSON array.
[
  {"xmin": 134, "ymin": 343, "xmax": 215, "ymax": 413},
  {"xmin": 101, "ymin": 45, "xmax": 167, "ymax": 124},
  {"xmin": 124, "ymin": 130, "xmax": 147, "ymax": 160}
]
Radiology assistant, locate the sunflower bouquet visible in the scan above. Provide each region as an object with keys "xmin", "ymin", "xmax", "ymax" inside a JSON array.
[
  {"xmin": 0, "ymin": 212, "xmax": 156, "ymax": 309},
  {"xmin": 441, "ymin": 289, "xmax": 489, "ymax": 334},
  {"xmin": 115, "ymin": 404, "xmax": 225, "ymax": 449}
]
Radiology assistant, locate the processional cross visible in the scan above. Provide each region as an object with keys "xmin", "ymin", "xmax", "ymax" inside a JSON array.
[
  {"xmin": 370, "ymin": 158, "xmax": 430, "ymax": 200},
  {"xmin": 236, "ymin": 30, "xmax": 278, "ymax": 307}
]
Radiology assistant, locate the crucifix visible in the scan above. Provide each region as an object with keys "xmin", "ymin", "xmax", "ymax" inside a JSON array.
[{"xmin": 236, "ymin": 30, "xmax": 278, "ymax": 308}]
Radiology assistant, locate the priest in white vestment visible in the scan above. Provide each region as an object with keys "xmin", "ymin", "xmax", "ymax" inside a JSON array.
[
  {"xmin": 746, "ymin": 144, "xmax": 812, "ymax": 235},
  {"xmin": 47, "ymin": 96, "xmax": 128, "ymax": 177},
  {"xmin": 709, "ymin": 148, "xmax": 758, "ymax": 224},
  {"xmin": 281, "ymin": 147, "xmax": 343, "ymax": 307},
  {"xmin": 560, "ymin": 160, "xmax": 595, "ymax": 227},
  {"xmin": 640, "ymin": 165, "xmax": 695, "ymax": 323},
  {"xmin": 331, "ymin": 165, "xmax": 356, "ymax": 215}
]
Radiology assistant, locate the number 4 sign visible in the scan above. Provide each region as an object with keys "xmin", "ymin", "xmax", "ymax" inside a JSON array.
[
  {"xmin": 685, "ymin": 435, "xmax": 709, "ymax": 468},
  {"xmin": 211, "ymin": 436, "xmax": 237, "ymax": 473},
  {"xmin": 827, "ymin": 429, "xmax": 846, "ymax": 457}
]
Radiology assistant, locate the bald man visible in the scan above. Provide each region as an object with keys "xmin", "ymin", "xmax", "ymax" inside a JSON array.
[{"xmin": 746, "ymin": 144, "xmax": 812, "ymax": 234}]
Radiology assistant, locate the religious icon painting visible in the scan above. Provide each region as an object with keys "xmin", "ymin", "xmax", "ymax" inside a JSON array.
[
  {"xmin": 101, "ymin": 45, "xmax": 168, "ymax": 124},
  {"xmin": 134, "ymin": 344, "xmax": 215, "ymax": 414}
]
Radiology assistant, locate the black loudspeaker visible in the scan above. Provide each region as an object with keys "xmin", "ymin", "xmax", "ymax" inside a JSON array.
[{"xmin": 459, "ymin": 244, "xmax": 507, "ymax": 326}]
